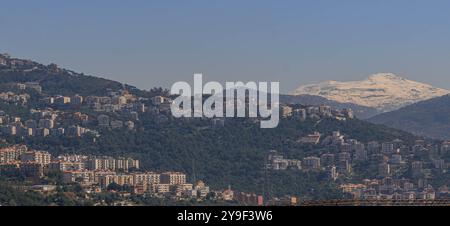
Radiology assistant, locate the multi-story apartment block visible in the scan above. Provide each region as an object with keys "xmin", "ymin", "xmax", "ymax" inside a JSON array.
[
  {"xmin": 152, "ymin": 183, "xmax": 171, "ymax": 194},
  {"xmin": 21, "ymin": 151, "xmax": 51, "ymax": 165},
  {"xmin": 99, "ymin": 174, "xmax": 134, "ymax": 188},
  {"xmin": 302, "ymin": 157, "xmax": 321, "ymax": 170},
  {"xmin": 131, "ymin": 173, "xmax": 147, "ymax": 185},
  {"xmin": 93, "ymin": 171, "xmax": 116, "ymax": 184},
  {"xmin": 381, "ymin": 142, "xmax": 394, "ymax": 154},
  {"xmin": 87, "ymin": 157, "xmax": 116, "ymax": 171},
  {"xmin": 55, "ymin": 154, "xmax": 89, "ymax": 162},
  {"xmin": 63, "ymin": 170, "xmax": 96, "ymax": 184},
  {"xmin": 115, "ymin": 174, "xmax": 134, "ymax": 186},
  {"xmin": 160, "ymin": 172, "xmax": 187, "ymax": 185},
  {"xmin": 0, "ymin": 145, "xmax": 27, "ymax": 163},
  {"xmin": 49, "ymin": 161, "xmax": 85, "ymax": 171},
  {"xmin": 128, "ymin": 158, "xmax": 140, "ymax": 169},
  {"xmin": 146, "ymin": 172, "xmax": 161, "ymax": 185},
  {"xmin": 115, "ymin": 158, "xmax": 129, "ymax": 171}
]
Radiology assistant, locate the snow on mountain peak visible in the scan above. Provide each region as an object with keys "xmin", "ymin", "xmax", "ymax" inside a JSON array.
[
  {"xmin": 291, "ymin": 73, "xmax": 450, "ymax": 112},
  {"xmin": 368, "ymin": 73, "xmax": 404, "ymax": 81}
]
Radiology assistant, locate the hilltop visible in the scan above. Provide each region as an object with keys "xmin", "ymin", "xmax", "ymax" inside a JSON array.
[
  {"xmin": 0, "ymin": 53, "xmax": 149, "ymax": 97},
  {"xmin": 369, "ymin": 94, "xmax": 450, "ymax": 140}
]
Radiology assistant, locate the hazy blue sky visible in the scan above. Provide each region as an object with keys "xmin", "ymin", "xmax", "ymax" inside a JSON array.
[{"xmin": 2, "ymin": 0, "xmax": 450, "ymax": 93}]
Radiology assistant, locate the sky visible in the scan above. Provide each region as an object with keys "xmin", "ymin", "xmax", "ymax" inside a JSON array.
[{"xmin": 1, "ymin": 0, "xmax": 450, "ymax": 94}]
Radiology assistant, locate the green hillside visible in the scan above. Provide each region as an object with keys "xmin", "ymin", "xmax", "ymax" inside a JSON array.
[
  {"xmin": 369, "ymin": 94, "xmax": 450, "ymax": 140},
  {"xmin": 8, "ymin": 115, "xmax": 417, "ymax": 199}
]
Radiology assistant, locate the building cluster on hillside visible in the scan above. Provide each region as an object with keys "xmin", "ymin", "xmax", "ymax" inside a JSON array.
[
  {"xmin": 14, "ymin": 82, "xmax": 42, "ymax": 93},
  {"xmin": 0, "ymin": 145, "xmax": 242, "ymax": 203},
  {"xmin": 0, "ymin": 53, "xmax": 61, "ymax": 75},
  {"xmin": 0, "ymin": 145, "xmax": 51, "ymax": 178},
  {"xmin": 281, "ymin": 104, "xmax": 354, "ymax": 121},
  {"xmin": 96, "ymin": 114, "xmax": 136, "ymax": 130},
  {"xmin": 0, "ymin": 54, "xmax": 37, "ymax": 71},
  {"xmin": 0, "ymin": 80, "xmax": 149, "ymax": 137},
  {"xmin": 36, "ymin": 90, "xmax": 145, "ymax": 128},
  {"xmin": 36, "ymin": 89, "xmax": 163, "ymax": 130},
  {"xmin": 84, "ymin": 90, "xmax": 146, "ymax": 114},
  {"xmin": 267, "ymin": 150, "xmax": 302, "ymax": 170},
  {"xmin": 0, "ymin": 110, "xmax": 99, "ymax": 138},
  {"xmin": 340, "ymin": 178, "xmax": 445, "ymax": 200},
  {"xmin": 0, "ymin": 68, "xmax": 151, "ymax": 134},
  {"xmin": 0, "ymin": 145, "xmax": 140, "ymax": 178},
  {"xmin": 59, "ymin": 160, "xmax": 216, "ymax": 200},
  {"xmin": 267, "ymin": 131, "xmax": 450, "ymax": 200},
  {"xmin": 0, "ymin": 91, "xmax": 30, "ymax": 105}
]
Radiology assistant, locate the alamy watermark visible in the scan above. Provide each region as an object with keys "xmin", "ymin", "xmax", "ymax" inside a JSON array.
[{"xmin": 170, "ymin": 74, "xmax": 280, "ymax": 128}]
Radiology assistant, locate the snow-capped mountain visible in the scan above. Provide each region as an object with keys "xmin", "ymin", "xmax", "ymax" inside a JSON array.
[{"xmin": 291, "ymin": 73, "xmax": 450, "ymax": 112}]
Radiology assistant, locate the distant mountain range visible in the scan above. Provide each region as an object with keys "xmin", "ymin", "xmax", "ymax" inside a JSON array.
[
  {"xmin": 368, "ymin": 94, "xmax": 450, "ymax": 140},
  {"xmin": 291, "ymin": 73, "xmax": 450, "ymax": 113}
]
